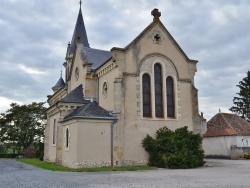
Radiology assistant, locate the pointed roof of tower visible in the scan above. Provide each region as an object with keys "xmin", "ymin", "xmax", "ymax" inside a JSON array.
[
  {"xmin": 52, "ymin": 75, "xmax": 65, "ymax": 92},
  {"xmin": 69, "ymin": 1, "xmax": 89, "ymax": 53}
]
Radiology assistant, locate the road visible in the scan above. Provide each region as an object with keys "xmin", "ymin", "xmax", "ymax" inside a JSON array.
[{"xmin": 0, "ymin": 158, "xmax": 250, "ymax": 188}]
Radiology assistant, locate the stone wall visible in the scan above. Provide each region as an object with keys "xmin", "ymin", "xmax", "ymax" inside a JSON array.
[
  {"xmin": 231, "ymin": 145, "xmax": 250, "ymax": 159},
  {"xmin": 61, "ymin": 159, "xmax": 148, "ymax": 168}
]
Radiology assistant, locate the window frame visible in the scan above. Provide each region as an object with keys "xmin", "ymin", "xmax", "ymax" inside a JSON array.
[
  {"xmin": 142, "ymin": 73, "xmax": 152, "ymax": 117},
  {"xmin": 154, "ymin": 63, "xmax": 164, "ymax": 118},
  {"xmin": 140, "ymin": 59, "xmax": 178, "ymax": 121},
  {"xmin": 166, "ymin": 76, "xmax": 175, "ymax": 118},
  {"xmin": 52, "ymin": 119, "xmax": 56, "ymax": 146},
  {"xmin": 66, "ymin": 128, "xmax": 69, "ymax": 148}
]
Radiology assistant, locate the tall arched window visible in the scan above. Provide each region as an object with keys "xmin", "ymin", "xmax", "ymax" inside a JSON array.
[
  {"xmin": 154, "ymin": 64, "xmax": 163, "ymax": 117},
  {"xmin": 166, "ymin": 76, "xmax": 175, "ymax": 117},
  {"xmin": 142, "ymin": 74, "xmax": 151, "ymax": 117},
  {"xmin": 66, "ymin": 128, "xmax": 69, "ymax": 148}
]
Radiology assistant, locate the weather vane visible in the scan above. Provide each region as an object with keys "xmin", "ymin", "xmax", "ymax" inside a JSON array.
[{"xmin": 79, "ymin": 0, "xmax": 82, "ymax": 8}]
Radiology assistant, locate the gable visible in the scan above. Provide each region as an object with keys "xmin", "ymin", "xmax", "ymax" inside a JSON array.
[{"xmin": 111, "ymin": 15, "xmax": 197, "ymax": 81}]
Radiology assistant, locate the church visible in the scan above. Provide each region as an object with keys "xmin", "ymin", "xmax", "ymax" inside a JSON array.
[{"xmin": 44, "ymin": 3, "xmax": 202, "ymax": 168}]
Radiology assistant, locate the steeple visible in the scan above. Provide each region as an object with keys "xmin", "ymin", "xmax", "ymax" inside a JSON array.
[
  {"xmin": 52, "ymin": 70, "xmax": 66, "ymax": 92},
  {"xmin": 69, "ymin": 0, "xmax": 89, "ymax": 54}
]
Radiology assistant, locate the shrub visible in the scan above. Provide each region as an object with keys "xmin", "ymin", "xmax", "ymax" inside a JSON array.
[
  {"xmin": 142, "ymin": 126, "xmax": 204, "ymax": 169},
  {"xmin": 244, "ymin": 153, "xmax": 250, "ymax": 159},
  {"xmin": 23, "ymin": 147, "xmax": 36, "ymax": 158},
  {"xmin": 0, "ymin": 153, "xmax": 23, "ymax": 158},
  {"xmin": 39, "ymin": 153, "xmax": 44, "ymax": 161}
]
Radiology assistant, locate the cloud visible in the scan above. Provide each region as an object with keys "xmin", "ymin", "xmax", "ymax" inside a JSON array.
[{"xmin": 0, "ymin": 0, "xmax": 249, "ymax": 121}]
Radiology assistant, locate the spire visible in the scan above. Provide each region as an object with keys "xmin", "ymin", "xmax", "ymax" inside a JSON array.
[
  {"xmin": 69, "ymin": 1, "xmax": 89, "ymax": 54},
  {"xmin": 52, "ymin": 71, "xmax": 66, "ymax": 92},
  {"xmin": 79, "ymin": 0, "xmax": 82, "ymax": 9}
]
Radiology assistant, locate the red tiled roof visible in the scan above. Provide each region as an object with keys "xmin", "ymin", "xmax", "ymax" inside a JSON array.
[{"xmin": 203, "ymin": 113, "xmax": 250, "ymax": 137}]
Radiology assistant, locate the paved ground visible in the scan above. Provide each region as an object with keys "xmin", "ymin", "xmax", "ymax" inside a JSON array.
[{"xmin": 0, "ymin": 159, "xmax": 250, "ymax": 188}]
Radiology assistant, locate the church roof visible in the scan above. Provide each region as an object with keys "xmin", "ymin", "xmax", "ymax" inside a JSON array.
[
  {"xmin": 70, "ymin": 6, "xmax": 89, "ymax": 54},
  {"xmin": 60, "ymin": 84, "xmax": 87, "ymax": 103},
  {"xmin": 203, "ymin": 113, "xmax": 250, "ymax": 137},
  {"xmin": 52, "ymin": 76, "xmax": 65, "ymax": 91},
  {"xmin": 63, "ymin": 101, "xmax": 116, "ymax": 121},
  {"xmin": 82, "ymin": 47, "xmax": 112, "ymax": 69}
]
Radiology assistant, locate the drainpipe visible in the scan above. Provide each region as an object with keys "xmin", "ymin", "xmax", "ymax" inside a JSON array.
[{"xmin": 111, "ymin": 119, "xmax": 117, "ymax": 167}]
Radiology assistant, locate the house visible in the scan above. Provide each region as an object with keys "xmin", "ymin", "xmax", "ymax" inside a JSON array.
[
  {"xmin": 203, "ymin": 112, "xmax": 250, "ymax": 158},
  {"xmin": 44, "ymin": 4, "xmax": 202, "ymax": 168}
]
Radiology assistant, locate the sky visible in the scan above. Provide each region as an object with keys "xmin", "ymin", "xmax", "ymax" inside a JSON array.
[{"xmin": 0, "ymin": 0, "xmax": 249, "ymax": 120}]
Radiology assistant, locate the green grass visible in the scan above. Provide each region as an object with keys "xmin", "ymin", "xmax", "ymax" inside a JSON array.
[{"xmin": 17, "ymin": 158, "xmax": 157, "ymax": 172}]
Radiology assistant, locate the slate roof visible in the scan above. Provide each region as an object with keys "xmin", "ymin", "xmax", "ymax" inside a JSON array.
[
  {"xmin": 70, "ymin": 7, "xmax": 89, "ymax": 53},
  {"xmin": 203, "ymin": 113, "xmax": 250, "ymax": 137},
  {"xmin": 52, "ymin": 76, "xmax": 65, "ymax": 91},
  {"xmin": 60, "ymin": 84, "xmax": 87, "ymax": 103},
  {"xmin": 82, "ymin": 47, "xmax": 112, "ymax": 70},
  {"xmin": 63, "ymin": 101, "xmax": 116, "ymax": 121}
]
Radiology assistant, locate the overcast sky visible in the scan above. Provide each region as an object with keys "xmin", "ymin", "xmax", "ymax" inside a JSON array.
[{"xmin": 0, "ymin": 0, "xmax": 249, "ymax": 120}]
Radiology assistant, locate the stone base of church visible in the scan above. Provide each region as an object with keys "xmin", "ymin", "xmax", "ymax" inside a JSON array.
[
  {"xmin": 118, "ymin": 159, "xmax": 148, "ymax": 166},
  {"xmin": 44, "ymin": 157, "xmax": 56, "ymax": 163},
  {"xmin": 61, "ymin": 160, "xmax": 112, "ymax": 168},
  {"xmin": 54, "ymin": 159, "xmax": 149, "ymax": 168}
]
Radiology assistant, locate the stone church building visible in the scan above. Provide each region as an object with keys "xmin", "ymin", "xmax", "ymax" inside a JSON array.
[{"xmin": 44, "ymin": 4, "xmax": 202, "ymax": 168}]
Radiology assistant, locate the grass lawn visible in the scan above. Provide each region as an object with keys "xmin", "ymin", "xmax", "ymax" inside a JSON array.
[{"xmin": 17, "ymin": 158, "xmax": 157, "ymax": 172}]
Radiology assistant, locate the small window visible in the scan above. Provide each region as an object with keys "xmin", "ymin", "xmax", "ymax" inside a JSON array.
[
  {"xmin": 102, "ymin": 81, "xmax": 108, "ymax": 98},
  {"xmin": 75, "ymin": 67, "xmax": 79, "ymax": 81},
  {"xmin": 52, "ymin": 119, "xmax": 56, "ymax": 145},
  {"xmin": 66, "ymin": 128, "xmax": 69, "ymax": 148},
  {"xmin": 166, "ymin": 76, "xmax": 175, "ymax": 117},
  {"xmin": 142, "ymin": 74, "xmax": 151, "ymax": 117}
]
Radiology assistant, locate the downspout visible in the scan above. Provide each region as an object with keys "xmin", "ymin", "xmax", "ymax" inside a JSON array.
[{"xmin": 111, "ymin": 119, "xmax": 117, "ymax": 167}]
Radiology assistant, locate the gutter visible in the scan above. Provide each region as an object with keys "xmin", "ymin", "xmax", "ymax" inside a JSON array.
[{"xmin": 60, "ymin": 115, "xmax": 117, "ymax": 123}]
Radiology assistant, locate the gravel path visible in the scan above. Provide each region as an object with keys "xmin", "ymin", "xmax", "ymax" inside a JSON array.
[{"xmin": 0, "ymin": 159, "xmax": 250, "ymax": 188}]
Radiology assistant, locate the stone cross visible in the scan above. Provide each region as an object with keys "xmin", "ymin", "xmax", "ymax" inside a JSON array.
[{"xmin": 151, "ymin": 8, "xmax": 161, "ymax": 21}]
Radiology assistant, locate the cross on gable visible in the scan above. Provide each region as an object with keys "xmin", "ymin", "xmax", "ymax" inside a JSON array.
[
  {"xmin": 154, "ymin": 34, "xmax": 161, "ymax": 41},
  {"xmin": 151, "ymin": 8, "xmax": 161, "ymax": 21}
]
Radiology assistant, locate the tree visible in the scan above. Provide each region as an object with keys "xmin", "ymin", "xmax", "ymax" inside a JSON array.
[
  {"xmin": 230, "ymin": 71, "xmax": 250, "ymax": 122},
  {"xmin": 142, "ymin": 126, "xmax": 204, "ymax": 169},
  {"xmin": 0, "ymin": 102, "xmax": 46, "ymax": 153}
]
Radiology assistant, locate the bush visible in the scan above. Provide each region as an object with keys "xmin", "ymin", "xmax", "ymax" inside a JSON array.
[
  {"xmin": 0, "ymin": 153, "xmax": 23, "ymax": 158},
  {"xmin": 142, "ymin": 126, "xmax": 204, "ymax": 169},
  {"xmin": 244, "ymin": 153, "xmax": 250, "ymax": 159},
  {"xmin": 39, "ymin": 153, "xmax": 44, "ymax": 161}
]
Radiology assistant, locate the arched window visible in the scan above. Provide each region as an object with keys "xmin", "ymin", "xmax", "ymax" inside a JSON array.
[
  {"xmin": 142, "ymin": 74, "xmax": 151, "ymax": 117},
  {"xmin": 66, "ymin": 128, "xmax": 69, "ymax": 148},
  {"xmin": 154, "ymin": 64, "xmax": 163, "ymax": 117},
  {"xmin": 166, "ymin": 76, "xmax": 175, "ymax": 117}
]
